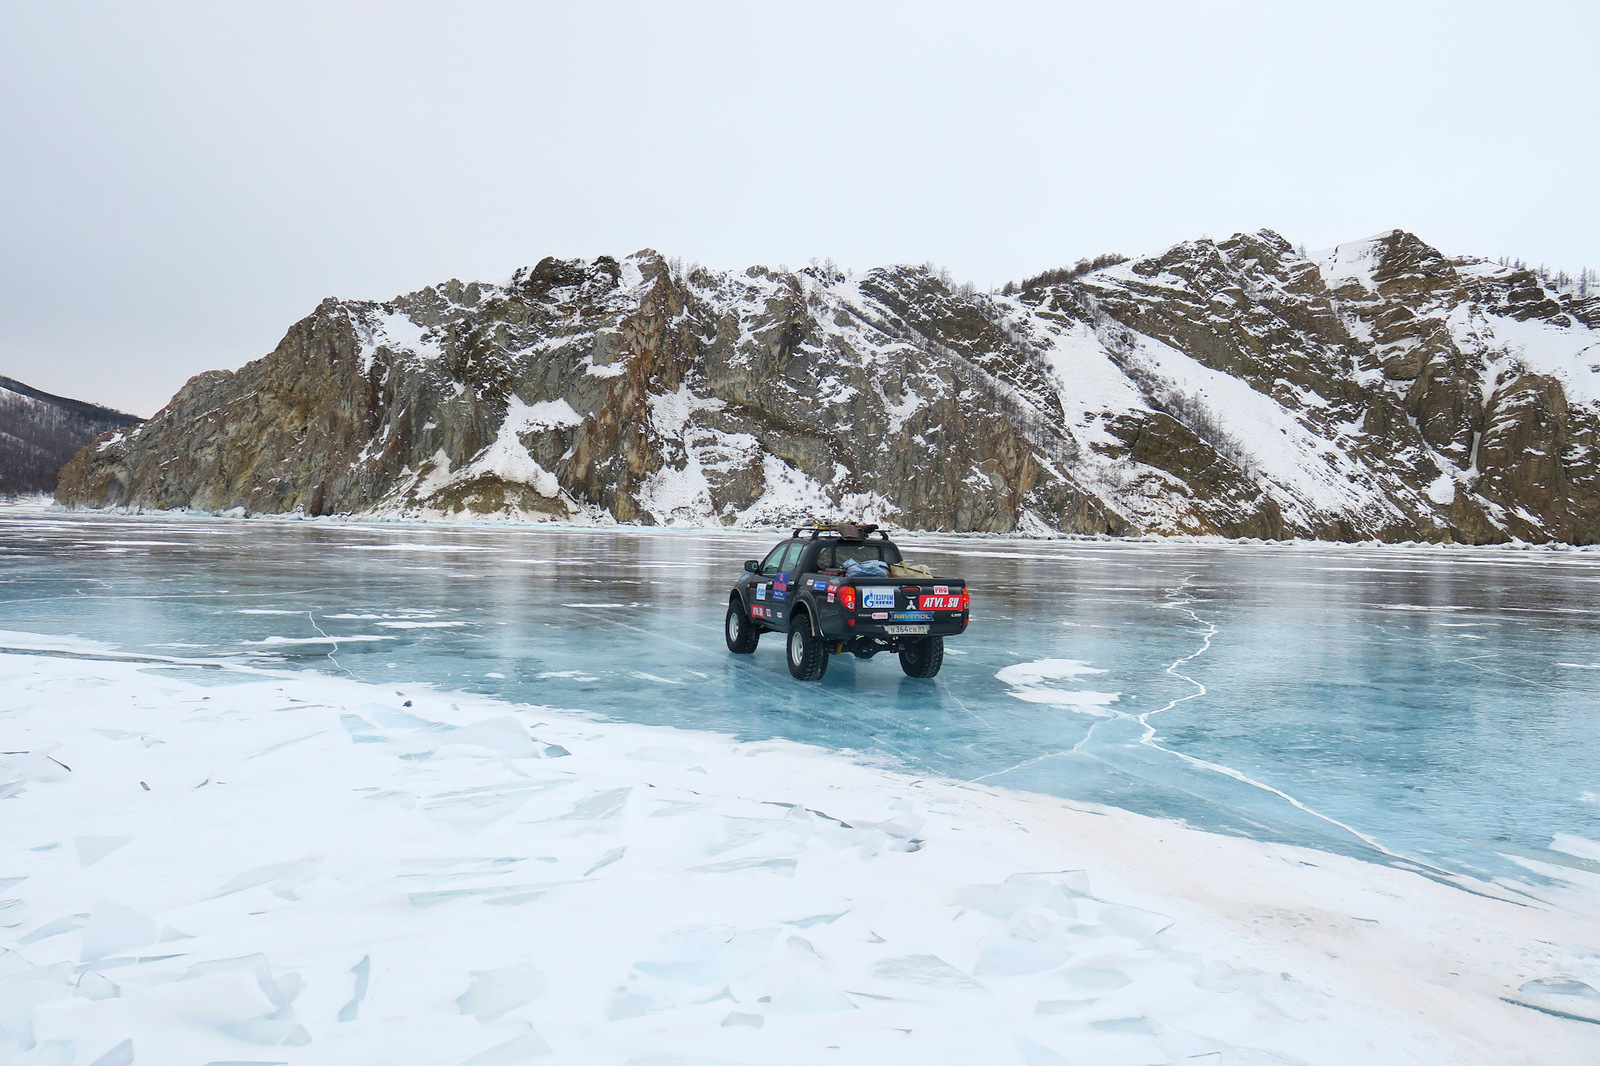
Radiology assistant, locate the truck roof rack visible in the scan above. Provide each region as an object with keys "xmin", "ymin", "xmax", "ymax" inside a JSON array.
[{"xmin": 791, "ymin": 521, "xmax": 888, "ymax": 542}]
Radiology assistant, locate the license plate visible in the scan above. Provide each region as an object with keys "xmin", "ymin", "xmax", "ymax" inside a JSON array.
[{"xmin": 884, "ymin": 624, "xmax": 929, "ymax": 635}]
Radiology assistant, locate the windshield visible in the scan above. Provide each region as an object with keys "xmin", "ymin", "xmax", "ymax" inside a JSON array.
[{"xmin": 760, "ymin": 541, "xmax": 806, "ymax": 576}]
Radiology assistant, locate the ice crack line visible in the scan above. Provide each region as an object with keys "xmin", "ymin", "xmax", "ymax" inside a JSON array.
[
  {"xmin": 976, "ymin": 579, "xmax": 1470, "ymax": 884},
  {"xmin": 1450, "ymin": 653, "xmax": 1551, "ymax": 688},
  {"xmin": 937, "ymin": 676, "xmax": 995, "ymax": 729},
  {"xmin": 972, "ymin": 577, "xmax": 1215, "ymax": 784},
  {"xmin": 1055, "ymin": 577, "xmax": 1216, "ymax": 765},
  {"xmin": 1134, "ymin": 579, "xmax": 1216, "ymax": 742},
  {"xmin": 1135, "ymin": 587, "xmax": 1468, "ymax": 878},
  {"xmin": 307, "ymin": 610, "xmax": 357, "ymax": 678}
]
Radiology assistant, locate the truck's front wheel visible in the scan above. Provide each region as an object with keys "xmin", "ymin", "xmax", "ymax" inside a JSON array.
[
  {"xmin": 786, "ymin": 616, "xmax": 829, "ymax": 680},
  {"xmin": 725, "ymin": 598, "xmax": 760, "ymax": 654},
  {"xmin": 899, "ymin": 636, "xmax": 944, "ymax": 678}
]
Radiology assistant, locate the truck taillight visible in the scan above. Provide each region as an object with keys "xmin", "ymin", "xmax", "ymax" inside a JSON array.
[
  {"xmin": 959, "ymin": 589, "xmax": 970, "ymax": 610},
  {"xmin": 840, "ymin": 586, "xmax": 857, "ymax": 611}
]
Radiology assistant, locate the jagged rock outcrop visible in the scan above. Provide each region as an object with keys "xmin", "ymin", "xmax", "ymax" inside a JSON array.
[
  {"xmin": 0, "ymin": 376, "xmax": 140, "ymax": 495},
  {"xmin": 56, "ymin": 230, "xmax": 1600, "ymax": 543}
]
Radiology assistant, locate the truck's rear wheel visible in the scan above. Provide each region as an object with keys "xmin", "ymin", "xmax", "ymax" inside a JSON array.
[
  {"xmin": 725, "ymin": 598, "xmax": 760, "ymax": 654},
  {"xmin": 787, "ymin": 616, "xmax": 829, "ymax": 680},
  {"xmin": 899, "ymin": 636, "xmax": 944, "ymax": 678}
]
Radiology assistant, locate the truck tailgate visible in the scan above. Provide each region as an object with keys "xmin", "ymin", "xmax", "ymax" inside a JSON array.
[{"xmin": 846, "ymin": 579, "xmax": 966, "ymax": 612}]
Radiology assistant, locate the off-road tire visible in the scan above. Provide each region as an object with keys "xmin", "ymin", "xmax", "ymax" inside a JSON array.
[
  {"xmin": 725, "ymin": 598, "xmax": 760, "ymax": 654},
  {"xmin": 786, "ymin": 614, "xmax": 829, "ymax": 680},
  {"xmin": 899, "ymin": 635, "xmax": 944, "ymax": 678}
]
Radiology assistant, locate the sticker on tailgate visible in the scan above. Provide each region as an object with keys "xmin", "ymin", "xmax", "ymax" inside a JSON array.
[
  {"xmin": 862, "ymin": 586, "xmax": 896, "ymax": 610},
  {"xmin": 920, "ymin": 594, "xmax": 963, "ymax": 610}
]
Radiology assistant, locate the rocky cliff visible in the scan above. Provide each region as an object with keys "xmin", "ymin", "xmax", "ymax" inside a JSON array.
[
  {"xmin": 0, "ymin": 376, "xmax": 140, "ymax": 495},
  {"xmin": 55, "ymin": 230, "xmax": 1600, "ymax": 543}
]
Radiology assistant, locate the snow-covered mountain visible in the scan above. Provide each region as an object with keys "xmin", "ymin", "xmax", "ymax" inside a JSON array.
[
  {"xmin": 56, "ymin": 230, "xmax": 1600, "ymax": 542},
  {"xmin": 0, "ymin": 376, "xmax": 140, "ymax": 495}
]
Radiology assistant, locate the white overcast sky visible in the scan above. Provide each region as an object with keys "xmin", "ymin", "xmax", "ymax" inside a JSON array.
[{"xmin": 2, "ymin": 1, "xmax": 1596, "ymax": 416}]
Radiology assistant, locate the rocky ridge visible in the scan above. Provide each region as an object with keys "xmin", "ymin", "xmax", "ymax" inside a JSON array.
[
  {"xmin": 0, "ymin": 376, "xmax": 140, "ymax": 496},
  {"xmin": 56, "ymin": 230, "xmax": 1600, "ymax": 543}
]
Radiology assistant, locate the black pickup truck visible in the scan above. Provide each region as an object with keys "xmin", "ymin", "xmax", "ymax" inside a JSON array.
[{"xmin": 725, "ymin": 523, "xmax": 969, "ymax": 680}]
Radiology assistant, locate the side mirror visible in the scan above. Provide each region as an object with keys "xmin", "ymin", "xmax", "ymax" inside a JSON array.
[{"xmin": 743, "ymin": 560, "xmax": 760, "ymax": 573}]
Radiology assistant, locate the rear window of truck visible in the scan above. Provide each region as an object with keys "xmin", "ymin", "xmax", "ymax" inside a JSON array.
[{"xmin": 817, "ymin": 543, "xmax": 903, "ymax": 569}]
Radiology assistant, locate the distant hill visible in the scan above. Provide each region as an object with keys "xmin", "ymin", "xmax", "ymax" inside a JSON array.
[
  {"xmin": 0, "ymin": 376, "xmax": 141, "ymax": 495},
  {"xmin": 54, "ymin": 230, "xmax": 1600, "ymax": 543}
]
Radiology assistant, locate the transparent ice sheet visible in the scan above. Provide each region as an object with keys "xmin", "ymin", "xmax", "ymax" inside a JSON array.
[{"xmin": 2, "ymin": 510, "xmax": 1597, "ymax": 884}]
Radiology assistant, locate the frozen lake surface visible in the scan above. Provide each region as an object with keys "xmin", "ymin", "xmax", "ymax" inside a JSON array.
[
  {"xmin": 2, "ymin": 509, "xmax": 1597, "ymax": 887},
  {"xmin": 4, "ymin": 507, "xmax": 1600, "ymax": 1064}
]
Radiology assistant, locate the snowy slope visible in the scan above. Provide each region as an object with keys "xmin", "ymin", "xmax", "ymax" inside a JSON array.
[{"xmin": 0, "ymin": 377, "xmax": 140, "ymax": 495}]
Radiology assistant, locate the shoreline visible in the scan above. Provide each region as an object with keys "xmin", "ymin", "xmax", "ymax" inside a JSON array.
[
  {"xmin": 13, "ymin": 498, "xmax": 1600, "ymax": 553},
  {"xmin": 2, "ymin": 638, "xmax": 1596, "ymax": 1064}
]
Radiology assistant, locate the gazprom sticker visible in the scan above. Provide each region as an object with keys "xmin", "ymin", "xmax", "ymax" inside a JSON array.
[
  {"xmin": 863, "ymin": 587, "xmax": 895, "ymax": 610},
  {"xmin": 756, "ymin": 585, "xmax": 767, "ymax": 600}
]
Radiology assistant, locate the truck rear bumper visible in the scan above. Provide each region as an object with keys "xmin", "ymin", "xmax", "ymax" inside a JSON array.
[{"xmin": 826, "ymin": 614, "xmax": 968, "ymax": 640}]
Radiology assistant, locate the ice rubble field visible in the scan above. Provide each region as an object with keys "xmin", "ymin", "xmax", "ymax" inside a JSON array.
[
  {"xmin": 2, "ymin": 507, "xmax": 1599, "ymax": 1063},
  {"xmin": 4, "ymin": 648, "xmax": 1599, "ymax": 1066}
]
